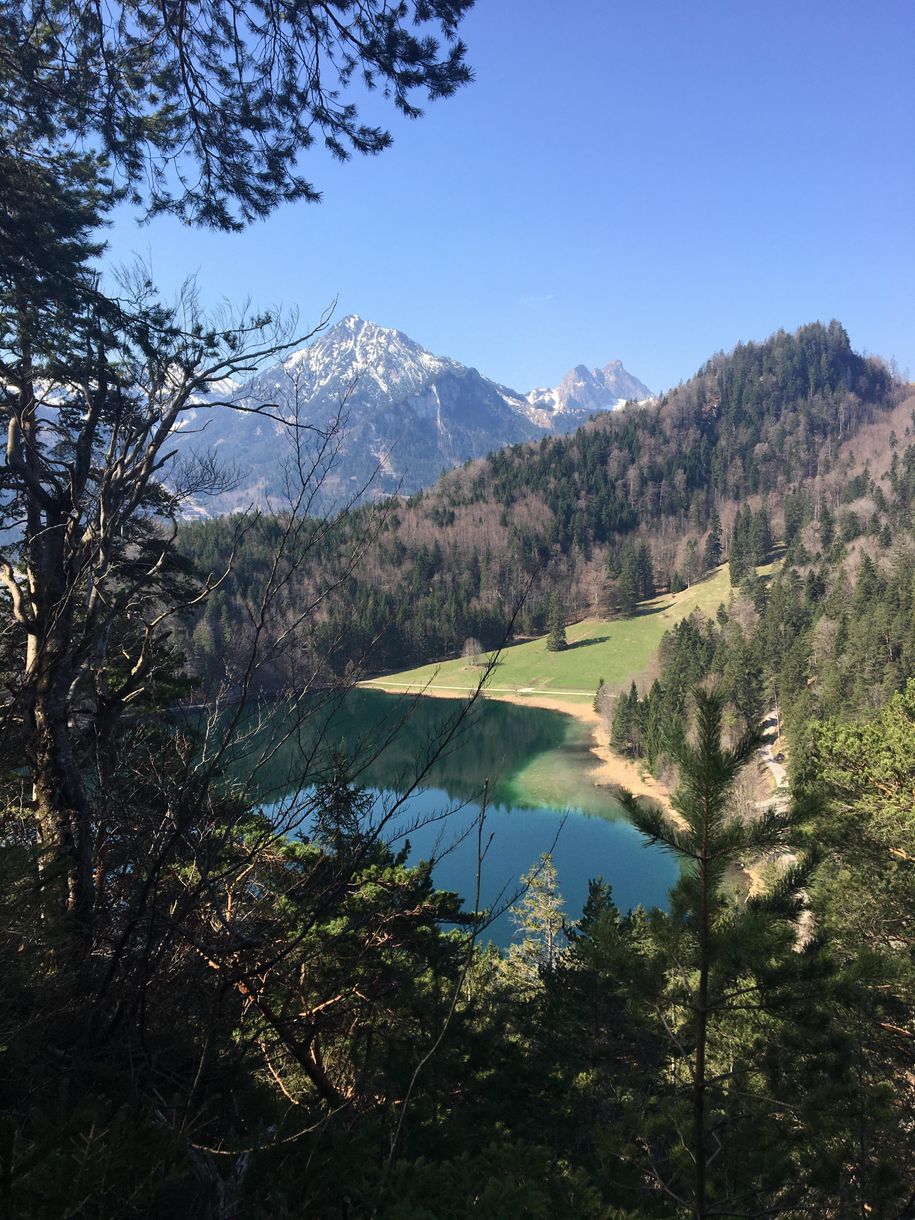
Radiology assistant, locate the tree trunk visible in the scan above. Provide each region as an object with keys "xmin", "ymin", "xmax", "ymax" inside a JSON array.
[
  {"xmin": 25, "ymin": 505, "xmax": 93, "ymax": 926},
  {"xmin": 693, "ymin": 798, "xmax": 711, "ymax": 1219},
  {"xmin": 31, "ymin": 658, "xmax": 92, "ymax": 925},
  {"xmin": 694, "ymin": 874, "xmax": 709, "ymax": 1218}
]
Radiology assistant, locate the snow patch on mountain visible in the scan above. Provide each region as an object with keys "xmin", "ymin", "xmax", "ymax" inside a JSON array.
[
  {"xmin": 178, "ymin": 315, "xmax": 652, "ymax": 513},
  {"xmin": 525, "ymin": 361, "xmax": 653, "ymax": 419}
]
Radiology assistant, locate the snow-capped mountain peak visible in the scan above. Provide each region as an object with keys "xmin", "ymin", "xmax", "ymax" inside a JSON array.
[
  {"xmin": 279, "ymin": 315, "xmax": 457, "ymax": 401},
  {"xmin": 179, "ymin": 315, "xmax": 653, "ymax": 513},
  {"xmin": 524, "ymin": 360, "xmax": 653, "ymax": 420}
]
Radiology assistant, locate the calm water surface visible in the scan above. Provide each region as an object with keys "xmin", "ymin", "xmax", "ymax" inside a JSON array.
[{"xmin": 246, "ymin": 689, "xmax": 677, "ymax": 942}]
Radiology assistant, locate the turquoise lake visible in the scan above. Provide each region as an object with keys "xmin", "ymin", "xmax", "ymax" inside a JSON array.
[{"xmin": 241, "ymin": 689, "xmax": 678, "ymax": 942}]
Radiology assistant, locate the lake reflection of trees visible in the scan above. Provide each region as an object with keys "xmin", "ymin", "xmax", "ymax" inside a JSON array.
[{"xmin": 239, "ymin": 691, "xmax": 573, "ymax": 808}]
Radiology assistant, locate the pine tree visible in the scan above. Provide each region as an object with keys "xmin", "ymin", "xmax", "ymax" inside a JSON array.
[
  {"xmin": 546, "ymin": 594, "xmax": 568, "ymax": 651},
  {"xmin": 618, "ymin": 544, "xmax": 640, "ymax": 617},
  {"xmin": 312, "ymin": 751, "xmax": 373, "ymax": 858},
  {"xmin": 729, "ymin": 505, "xmax": 754, "ymax": 585},
  {"xmin": 703, "ymin": 509, "xmax": 722, "ymax": 571},
  {"xmin": 611, "ymin": 682, "xmax": 640, "ymax": 756},
  {"xmin": 3, "ymin": 1, "xmax": 475, "ymax": 229},
  {"xmin": 783, "ymin": 490, "xmax": 807, "ymax": 543},
  {"xmin": 819, "ymin": 504, "xmax": 835, "ymax": 551},
  {"xmin": 799, "ymin": 683, "xmax": 915, "ymax": 1211},
  {"xmin": 722, "ymin": 639, "xmax": 765, "ymax": 730},
  {"xmin": 506, "ymin": 853, "xmax": 567, "ymax": 991},
  {"xmin": 636, "ymin": 541, "xmax": 656, "ymax": 599},
  {"xmin": 685, "ymin": 537, "xmax": 699, "ymax": 587},
  {"xmin": 751, "ymin": 507, "xmax": 772, "ymax": 564},
  {"xmin": 642, "ymin": 679, "xmax": 666, "ymax": 767},
  {"xmin": 729, "ymin": 541, "xmax": 749, "ymax": 586},
  {"xmin": 619, "ymin": 690, "xmax": 815, "ymax": 1217}
]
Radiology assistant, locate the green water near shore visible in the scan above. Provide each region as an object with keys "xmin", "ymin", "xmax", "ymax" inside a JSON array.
[
  {"xmin": 234, "ymin": 689, "xmax": 675, "ymax": 938},
  {"xmin": 242, "ymin": 688, "xmax": 626, "ymax": 817}
]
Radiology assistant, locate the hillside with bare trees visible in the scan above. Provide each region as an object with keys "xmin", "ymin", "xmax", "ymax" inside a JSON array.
[{"xmin": 179, "ymin": 321, "xmax": 908, "ymax": 682}]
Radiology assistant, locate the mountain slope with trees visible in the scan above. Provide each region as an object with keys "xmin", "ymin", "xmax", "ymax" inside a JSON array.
[{"xmin": 179, "ymin": 320, "xmax": 906, "ymax": 681}]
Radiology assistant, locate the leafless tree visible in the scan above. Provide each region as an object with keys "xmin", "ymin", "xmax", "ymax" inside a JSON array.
[
  {"xmin": 0, "ymin": 263, "xmax": 339, "ymax": 921},
  {"xmin": 0, "ymin": 247, "xmax": 534, "ymax": 1200}
]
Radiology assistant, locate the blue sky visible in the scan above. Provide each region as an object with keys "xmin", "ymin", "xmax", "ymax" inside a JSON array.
[{"xmin": 107, "ymin": 0, "xmax": 915, "ymax": 395}]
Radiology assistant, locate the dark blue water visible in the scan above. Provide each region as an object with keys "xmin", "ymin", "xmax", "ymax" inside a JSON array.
[{"xmin": 365, "ymin": 785, "xmax": 677, "ymax": 943}]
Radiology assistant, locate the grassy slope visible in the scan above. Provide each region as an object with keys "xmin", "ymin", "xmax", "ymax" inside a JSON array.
[{"xmin": 364, "ymin": 566, "xmax": 734, "ymax": 707}]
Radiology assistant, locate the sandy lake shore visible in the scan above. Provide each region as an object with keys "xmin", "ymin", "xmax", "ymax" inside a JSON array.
[{"xmin": 360, "ymin": 676, "xmax": 676, "ymax": 816}]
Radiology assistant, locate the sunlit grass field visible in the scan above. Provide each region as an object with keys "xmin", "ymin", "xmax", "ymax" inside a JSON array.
[{"xmin": 364, "ymin": 565, "xmax": 736, "ymax": 706}]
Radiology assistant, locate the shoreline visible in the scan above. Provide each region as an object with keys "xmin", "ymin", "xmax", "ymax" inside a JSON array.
[
  {"xmin": 360, "ymin": 677, "xmax": 788, "ymax": 902},
  {"xmin": 360, "ymin": 677, "xmax": 675, "ymax": 816}
]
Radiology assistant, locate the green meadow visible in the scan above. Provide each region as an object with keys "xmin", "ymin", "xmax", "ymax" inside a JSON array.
[{"xmin": 365, "ymin": 565, "xmax": 735, "ymax": 706}]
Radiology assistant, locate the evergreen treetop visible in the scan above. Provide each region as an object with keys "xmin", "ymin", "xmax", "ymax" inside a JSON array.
[
  {"xmin": 546, "ymin": 594, "xmax": 568, "ymax": 651},
  {"xmin": 1, "ymin": 0, "xmax": 475, "ymax": 229}
]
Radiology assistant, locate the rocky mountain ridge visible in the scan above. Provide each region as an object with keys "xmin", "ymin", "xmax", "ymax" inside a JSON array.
[{"xmin": 182, "ymin": 315, "xmax": 652, "ymax": 512}]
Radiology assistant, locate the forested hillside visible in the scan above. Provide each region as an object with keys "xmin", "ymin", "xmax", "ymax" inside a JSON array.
[
  {"xmin": 176, "ymin": 315, "xmax": 654, "ymax": 512},
  {"xmin": 179, "ymin": 320, "xmax": 905, "ymax": 680}
]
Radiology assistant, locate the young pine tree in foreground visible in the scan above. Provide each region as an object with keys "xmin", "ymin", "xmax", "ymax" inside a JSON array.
[
  {"xmin": 617, "ymin": 689, "xmax": 818, "ymax": 1218},
  {"xmin": 506, "ymin": 853, "xmax": 567, "ymax": 993}
]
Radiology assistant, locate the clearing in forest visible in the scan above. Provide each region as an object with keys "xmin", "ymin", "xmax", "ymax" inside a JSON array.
[{"xmin": 365, "ymin": 565, "xmax": 735, "ymax": 707}]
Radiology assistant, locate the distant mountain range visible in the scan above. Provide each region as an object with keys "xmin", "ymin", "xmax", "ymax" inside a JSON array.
[{"xmin": 179, "ymin": 315, "xmax": 652, "ymax": 512}]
